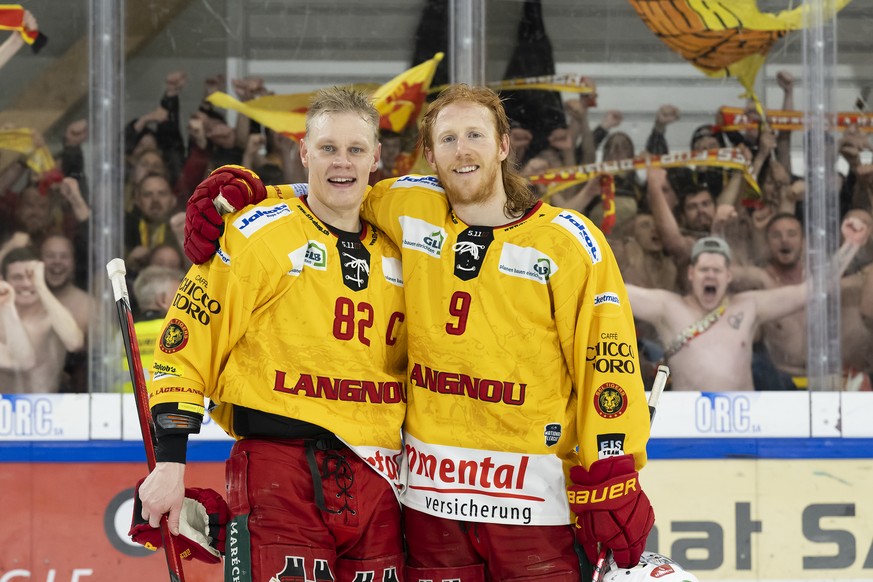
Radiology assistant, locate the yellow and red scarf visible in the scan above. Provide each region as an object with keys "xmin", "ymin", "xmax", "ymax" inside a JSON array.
[{"xmin": 0, "ymin": 5, "xmax": 46, "ymax": 51}]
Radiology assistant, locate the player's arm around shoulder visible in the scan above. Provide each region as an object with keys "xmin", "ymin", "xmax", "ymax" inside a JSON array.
[{"xmin": 361, "ymin": 175, "xmax": 446, "ymax": 240}]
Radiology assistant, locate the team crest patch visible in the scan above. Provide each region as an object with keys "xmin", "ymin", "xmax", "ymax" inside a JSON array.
[
  {"xmin": 594, "ymin": 382, "xmax": 627, "ymax": 419},
  {"xmin": 159, "ymin": 319, "xmax": 189, "ymax": 354},
  {"xmin": 544, "ymin": 423, "xmax": 562, "ymax": 447}
]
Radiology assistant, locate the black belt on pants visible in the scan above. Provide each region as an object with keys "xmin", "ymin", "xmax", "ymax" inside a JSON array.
[{"xmin": 232, "ymin": 405, "xmax": 354, "ymax": 514}]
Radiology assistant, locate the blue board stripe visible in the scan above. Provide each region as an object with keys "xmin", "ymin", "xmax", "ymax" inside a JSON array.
[
  {"xmin": 1, "ymin": 438, "xmax": 872, "ymax": 462},
  {"xmin": 0, "ymin": 440, "xmax": 234, "ymax": 462}
]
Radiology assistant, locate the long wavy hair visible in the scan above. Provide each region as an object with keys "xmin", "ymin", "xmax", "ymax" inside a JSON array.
[{"xmin": 417, "ymin": 85, "xmax": 536, "ymax": 218}]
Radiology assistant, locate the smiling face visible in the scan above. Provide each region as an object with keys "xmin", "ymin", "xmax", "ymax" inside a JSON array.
[
  {"xmin": 423, "ymin": 101, "xmax": 510, "ymax": 209},
  {"xmin": 688, "ymin": 252, "xmax": 732, "ymax": 311},
  {"xmin": 4, "ymin": 261, "xmax": 38, "ymax": 308},
  {"xmin": 40, "ymin": 235, "xmax": 74, "ymax": 290},
  {"xmin": 766, "ymin": 216, "xmax": 803, "ymax": 268},
  {"xmin": 300, "ymin": 110, "xmax": 380, "ymax": 224}
]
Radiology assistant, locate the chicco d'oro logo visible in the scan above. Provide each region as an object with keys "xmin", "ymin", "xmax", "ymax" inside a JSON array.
[
  {"xmin": 160, "ymin": 319, "xmax": 189, "ymax": 354},
  {"xmin": 594, "ymin": 382, "xmax": 627, "ymax": 419}
]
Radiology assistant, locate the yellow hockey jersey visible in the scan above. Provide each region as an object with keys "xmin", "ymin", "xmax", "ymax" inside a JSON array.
[
  {"xmin": 121, "ymin": 317, "xmax": 163, "ymax": 393},
  {"xmin": 150, "ymin": 197, "xmax": 408, "ymax": 489},
  {"xmin": 268, "ymin": 176, "xmax": 649, "ymax": 526}
]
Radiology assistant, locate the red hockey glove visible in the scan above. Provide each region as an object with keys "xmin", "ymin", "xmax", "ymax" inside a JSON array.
[
  {"xmin": 129, "ymin": 478, "xmax": 231, "ymax": 564},
  {"xmin": 184, "ymin": 165, "xmax": 267, "ymax": 264},
  {"xmin": 568, "ymin": 454, "xmax": 654, "ymax": 569}
]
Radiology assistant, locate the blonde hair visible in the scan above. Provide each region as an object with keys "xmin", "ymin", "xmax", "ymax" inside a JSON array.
[
  {"xmin": 417, "ymin": 85, "xmax": 536, "ymax": 218},
  {"xmin": 306, "ymin": 86, "xmax": 380, "ymax": 145}
]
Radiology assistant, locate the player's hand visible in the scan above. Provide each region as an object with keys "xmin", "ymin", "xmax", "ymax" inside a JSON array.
[
  {"xmin": 130, "ymin": 471, "xmax": 230, "ymax": 564},
  {"xmin": 568, "ymin": 454, "xmax": 654, "ymax": 569},
  {"xmin": 184, "ymin": 165, "xmax": 267, "ymax": 263},
  {"xmin": 138, "ymin": 462, "xmax": 186, "ymax": 534}
]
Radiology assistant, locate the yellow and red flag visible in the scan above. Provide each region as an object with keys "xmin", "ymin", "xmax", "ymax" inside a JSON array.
[
  {"xmin": 372, "ymin": 53, "xmax": 444, "ymax": 133},
  {"xmin": 207, "ymin": 53, "xmax": 444, "ymax": 141},
  {"xmin": 206, "ymin": 91, "xmax": 310, "ymax": 141},
  {"xmin": 0, "ymin": 4, "xmax": 38, "ymax": 45},
  {"xmin": 718, "ymin": 106, "xmax": 873, "ymax": 133},
  {"xmin": 0, "ymin": 128, "xmax": 56, "ymax": 174},
  {"xmin": 628, "ymin": 0, "xmax": 853, "ymax": 107},
  {"xmin": 529, "ymin": 147, "xmax": 759, "ymax": 200},
  {"xmin": 431, "ymin": 73, "xmax": 597, "ymax": 96}
]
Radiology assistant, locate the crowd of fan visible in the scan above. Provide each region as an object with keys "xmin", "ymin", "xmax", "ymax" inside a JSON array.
[{"xmin": 1, "ymin": 25, "xmax": 872, "ymax": 393}]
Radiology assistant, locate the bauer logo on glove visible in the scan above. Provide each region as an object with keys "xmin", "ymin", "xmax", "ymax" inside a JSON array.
[
  {"xmin": 567, "ymin": 474, "xmax": 638, "ymax": 506},
  {"xmin": 567, "ymin": 454, "xmax": 654, "ymax": 569},
  {"xmin": 129, "ymin": 477, "xmax": 230, "ymax": 564}
]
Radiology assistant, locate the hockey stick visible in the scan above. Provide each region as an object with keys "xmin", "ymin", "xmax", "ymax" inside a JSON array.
[
  {"xmin": 591, "ymin": 364, "xmax": 670, "ymax": 582},
  {"xmin": 107, "ymin": 258, "xmax": 186, "ymax": 582}
]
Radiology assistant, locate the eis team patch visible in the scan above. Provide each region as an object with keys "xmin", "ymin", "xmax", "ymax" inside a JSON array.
[
  {"xmin": 160, "ymin": 319, "xmax": 189, "ymax": 354},
  {"xmin": 594, "ymin": 382, "xmax": 627, "ymax": 419}
]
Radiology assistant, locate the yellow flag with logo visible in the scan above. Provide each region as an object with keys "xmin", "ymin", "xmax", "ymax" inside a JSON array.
[
  {"xmin": 0, "ymin": 128, "xmax": 56, "ymax": 174},
  {"xmin": 371, "ymin": 52, "xmax": 444, "ymax": 133},
  {"xmin": 207, "ymin": 53, "xmax": 444, "ymax": 140},
  {"xmin": 629, "ymin": 0, "xmax": 852, "ymax": 102}
]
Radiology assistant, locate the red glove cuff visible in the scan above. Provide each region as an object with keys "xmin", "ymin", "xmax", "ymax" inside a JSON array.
[
  {"xmin": 129, "ymin": 478, "xmax": 230, "ymax": 564},
  {"xmin": 190, "ymin": 164, "xmax": 267, "ymax": 209}
]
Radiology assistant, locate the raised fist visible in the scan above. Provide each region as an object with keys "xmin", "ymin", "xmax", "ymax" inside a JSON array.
[
  {"xmin": 776, "ymin": 70, "xmax": 794, "ymax": 92},
  {"xmin": 602, "ymin": 110, "xmax": 623, "ymax": 130},
  {"xmin": 655, "ymin": 105, "xmax": 680, "ymax": 128}
]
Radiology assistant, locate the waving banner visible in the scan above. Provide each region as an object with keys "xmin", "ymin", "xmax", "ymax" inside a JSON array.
[
  {"xmin": 431, "ymin": 73, "xmax": 597, "ymax": 96},
  {"xmin": 207, "ymin": 53, "xmax": 444, "ymax": 141},
  {"xmin": 718, "ymin": 106, "xmax": 873, "ymax": 133},
  {"xmin": 528, "ymin": 147, "xmax": 758, "ymax": 199},
  {"xmin": 0, "ymin": 4, "xmax": 47, "ymax": 51},
  {"xmin": 0, "ymin": 128, "xmax": 56, "ymax": 174},
  {"xmin": 371, "ymin": 52, "xmax": 444, "ymax": 132},
  {"xmin": 628, "ymin": 0, "xmax": 853, "ymax": 103}
]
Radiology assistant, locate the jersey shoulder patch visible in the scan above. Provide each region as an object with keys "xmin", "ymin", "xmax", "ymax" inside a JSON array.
[
  {"xmin": 232, "ymin": 201, "xmax": 293, "ymax": 239},
  {"xmin": 391, "ymin": 174, "xmax": 444, "ymax": 194},
  {"xmin": 550, "ymin": 210, "xmax": 602, "ymax": 265}
]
